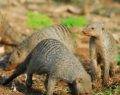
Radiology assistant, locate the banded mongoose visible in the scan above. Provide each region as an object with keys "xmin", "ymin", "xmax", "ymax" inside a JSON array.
[
  {"xmin": 3, "ymin": 39, "xmax": 92, "ymax": 95},
  {"xmin": 82, "ymin": 22, "xmax": 118, "ymax": 85},
  {"xmin": 5, "ymin": 24, "xmax": 74, "ymax": 71}
]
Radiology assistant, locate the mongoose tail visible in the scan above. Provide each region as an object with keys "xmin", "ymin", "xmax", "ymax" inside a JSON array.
[
  {"xmin": 3, "ymin": 55, "xmax": 30, "ymax": 85},
  {"xmin": 3, "ymin": 63, "xmax": 26, "ymax": 85}
]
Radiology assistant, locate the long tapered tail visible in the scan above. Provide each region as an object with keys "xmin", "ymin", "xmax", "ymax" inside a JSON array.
[
  {"xmin": 3, "ymin": 53, "xmax": 31, "ymax": 85},
  {"xmin": 2, "ymin": 63, "xmax": 27, "ymax": 85}
]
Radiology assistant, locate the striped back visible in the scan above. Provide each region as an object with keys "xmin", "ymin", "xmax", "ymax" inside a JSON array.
[
  {"xmin": 18, "ymin": 24, "xmax": 74, "ymax": 58},
  {"xmin": 32, "ymin": 38, "xmax": 68, "ymax": 61}
]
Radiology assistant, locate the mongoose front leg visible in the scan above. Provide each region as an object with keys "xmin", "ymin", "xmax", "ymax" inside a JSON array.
[
  {"xmin": 47, "ymin": 77, "xmax": 56, "ymax": 95},
  {"xmin": 89, "ymin": 38, "xmax": 98, "ymax": 81},
  {"xmin": 91, "ymin": 59, "xmax": 98, "ymax": 81},
  {"xmin": 11, "ymin": 80, "xmax": 17, "ymax": 92},
  {"xmin": 110, "ymin": 62, "xmax": 116, "ymax": 77},
  {"xmin": 26, "ymin": 72, "xmax": 33, "ymax": 90},
  {"xmin": 103, "ymin": 60, "xmax": 110, "ymax": 86}
]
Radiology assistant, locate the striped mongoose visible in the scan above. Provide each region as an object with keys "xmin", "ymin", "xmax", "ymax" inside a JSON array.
[
  {"xmin": 3, "ymin": 39, "xmax": 92, "ymax": 95},
  {"xmin": 82, "ymin": 22, "xmax": 118, "ymax": 85},
  {"xmin": 5, "ymin": 24, "xmax": 75, "ymax": 71}
]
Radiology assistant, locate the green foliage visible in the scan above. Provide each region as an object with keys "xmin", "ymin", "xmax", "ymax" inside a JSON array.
[
  {"xmin": 95, "ymin": 86, "xmax": 120, "ymax": 95},
  {"xmin": 117, "ymin": 54, "xmax": 120, "ymax": 65},
  {"xmin": 27, "ymin": 12, "xmax": 88, "ymax": 30},
  {"xmin": 61, "ymin": 16, "xmax": 88, "ymax": 28},
  {"xmin": 27, "ymin": 12, "xmax": 53, "ymax": 29},
  {"xmin": 64, "ymin": 87, "xmax": 71, "ymax": 93},
  {"xmin": 95, "ymin": 88, "xmax": 112, "ymax": 95},
  {"xmin": 114, "ymin": 86, "xmax": 120, "ymax": 94}
]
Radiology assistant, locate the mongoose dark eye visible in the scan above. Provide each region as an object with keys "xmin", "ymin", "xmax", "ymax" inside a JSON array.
[
  {"xmin": 102, "ymin": 27, "xmax": 104, "ymax": 30},
  {"xmin": 76, "ymin": 78, "xmax": 83, "ymax": 83},
  {"xmin": 91, "ymin": 27, "xmax": 94, "ymax": 30},
  {"xmin": 77, "ymin": 80, "xmax": 81, "ymax": 83}
]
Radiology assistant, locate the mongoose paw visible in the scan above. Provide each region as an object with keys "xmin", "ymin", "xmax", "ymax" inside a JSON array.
[{"xmin": 92, "ymin": 79, "xmax": 102, "ymax": 91}]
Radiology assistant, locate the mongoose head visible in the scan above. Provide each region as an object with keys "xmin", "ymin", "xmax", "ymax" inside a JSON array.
[
  {"xmin": 82, "ymin": 22, "xmax": 105, "ymax": 37},
  {"xmin": 73, "ymin": 74, "xmax": 92, "ymax": 95},
  {"xmin": 5, "ymin": 48, "xmax": 26, "ymax": 71}
]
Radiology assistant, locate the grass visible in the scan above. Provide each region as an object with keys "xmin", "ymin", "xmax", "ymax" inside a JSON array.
[
  {"xmin": 61, "ymin": 16, "xmax": 88, "ymax": 28},
  {"xmin": 117, "ymin": 54, "xmax": 120, "ymax": 65},
  {"xmin": 27, "ymin": 11, "xmax": 88, "ymax": 30},
  {"xmin": 27, "ymin": 12, "xmax": 53, "ymax": 30},
  {"xmin": 94, "ymin": 86, "xmax": 120, "ymax": 95}
]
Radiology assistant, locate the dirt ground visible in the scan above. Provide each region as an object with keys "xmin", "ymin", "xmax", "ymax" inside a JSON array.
[{"xmin": 0, "ymin": 0, "xmax": 120, "ymax": 95}]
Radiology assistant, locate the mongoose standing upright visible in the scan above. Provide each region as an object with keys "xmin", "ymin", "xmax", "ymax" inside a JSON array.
[
  {"xmin": 6, "ymin": 25, "xmax": 74, "ymax": 71},
  {"xmin": 3, "ymin": 39, "xmax": 92, "ymax": 95},
  {"xmin": 82, "ymin": 22, "xmax": 118, "ymax": 85}
]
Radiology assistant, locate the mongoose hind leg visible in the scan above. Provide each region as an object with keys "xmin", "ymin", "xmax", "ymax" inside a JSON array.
[{"xmin": 44, "ymin": 74, "xmax": 49, "ymax": 90}]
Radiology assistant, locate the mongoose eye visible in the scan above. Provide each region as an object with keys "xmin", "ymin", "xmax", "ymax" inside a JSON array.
[
  {"xmin": 76, "ymin": 78, "xmax": 83, "ymax": 83},
  {"xmin": 91, "ymin": 27, "xmax": 94, "ymax": 30},
  {"xmin": 102, "ymin": 27, "xmax": 104, "ymax": 30}
]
